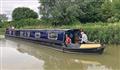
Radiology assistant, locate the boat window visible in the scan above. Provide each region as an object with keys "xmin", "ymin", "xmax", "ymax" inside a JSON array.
[
  {"xmin": 65, "ymin": 29, "xmax": 81, "ymax": 44},
  {"xmin": 65, "ymin": 30, "xmax": 74, "ymax": 43},
  {"xmin": 74, "ymin": 30, "xmax": 81, "ymax": 44},
  {"xmin": 48, "ymin": 32, "xmax": 58, "ymax": 40},
  {"xmin": 35, "ymin": 32, "xmax": 41, "ymax": 38}
]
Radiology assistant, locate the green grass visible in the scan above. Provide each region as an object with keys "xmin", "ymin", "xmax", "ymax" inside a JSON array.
[
  {"xmin": 0, "ymin": 28, "xmax": 5, "ymax": 35},
  {"xmin": 21, "ymin": 22, "xmax": 120, "ymax": 29},
  {"xmin": 1, "ymin": 22, "xmax": 120, "ymax": 44},
  {"xmin": 22, "ymin": 22, "xmax": 120, "ymax": 44}
]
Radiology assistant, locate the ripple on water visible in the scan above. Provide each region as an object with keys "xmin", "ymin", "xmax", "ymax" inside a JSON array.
[
  {"xmin": 0, "ymin": 39, "xmax": 44, "ymax": 70},
  {"xmin": 0, "ymin": 38, "xmax": 120, "ymax": 70}
]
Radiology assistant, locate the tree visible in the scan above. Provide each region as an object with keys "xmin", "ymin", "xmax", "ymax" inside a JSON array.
[
  {"xmin": 12, "ymin": 7, "xmax": 38, "ymax": 20},
  {"xmin": 0, "ymin": 14, "xmax": 8, "ymax": 28},
  {"xmin": 0, "ymin": 14, "xmax": 8, "ymax": 22},
  {"xmin": 112, "ymin": 0, "xmax": 120, "ymax": 19},
  {"xmin": 39, "ymin": 0, "xmax": 112, "ymax": 24},
  {"xmin": 100, "ymin": 0, "xmax": 113, "ymax": 22},
  {"xmin": 51, "ymin": 0, "xmax": 80, "ymax": 25},
  {"xmin": 39, "ymin": 0, "xmax": 56, "ymax": 19},
  {"xmin": 77, "ymin": 0, "xmax": 106, "ymax": 22},
  {"xmin": 39, "ymin": 0, "xmax": 80, "ymax": 25}
]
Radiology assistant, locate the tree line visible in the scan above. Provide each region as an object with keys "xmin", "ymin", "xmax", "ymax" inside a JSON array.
[
  {"xmin": 39, "ymin": 0, "xmax": 120, "ymax": 25},
  {"xmin": 1, "ymin": 0, "xmax": 120, "ymax": 28}
]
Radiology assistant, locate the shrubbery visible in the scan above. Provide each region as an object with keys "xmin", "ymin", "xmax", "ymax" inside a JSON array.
[
  {"xmin": 39, "ymin": 0, "xmax": 115, "ymax": 25},
  {"xmin": 61, "ymin": 22, "xmax": 120, "ymax": 44},
  {"xmin": 13, "ymin": 18, "xmax": 43, "ymax": 28},
  {"xmin": 2, "ymin": 18, "xmax": 44, "ymax": 28},
  {"xmin": 12, "ymin": 7, "xmax": 38, "ymax": 20},
  {"xmin": 0, "ymin": 28, "xmax": 5, "ymax": 34},
  {"xmin": 84, "ymin": 25, "xmax": 120, "ymax": 44}
]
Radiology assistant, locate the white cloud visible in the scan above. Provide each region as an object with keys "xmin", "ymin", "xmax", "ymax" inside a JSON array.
[{"xmin": 1, "ymin": 0, "xmax": 40, "ymax": 20}]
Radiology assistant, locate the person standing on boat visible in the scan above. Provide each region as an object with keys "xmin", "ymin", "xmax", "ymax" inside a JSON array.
[
  {"xmin": 65, "ymin": 34, "xmax": 71, "ymax": 47},
  {"xmin": 81, "ymin": 31, "xmax": 88, "ymax": 44}
]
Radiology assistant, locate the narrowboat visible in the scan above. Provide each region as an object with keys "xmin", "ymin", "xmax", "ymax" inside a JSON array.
[{"xmin": 5, "ymin": 29, "xmax": 105, "ymax": 54}]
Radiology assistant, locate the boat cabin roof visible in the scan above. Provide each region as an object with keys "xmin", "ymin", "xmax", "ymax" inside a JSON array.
[{"xmin": 14, "ymin": 29, "xmax": 80, "ymax": 31}]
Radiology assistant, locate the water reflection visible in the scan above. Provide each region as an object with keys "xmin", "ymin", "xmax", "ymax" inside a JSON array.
[
  {"xmin": 1, "ymin": 37, "xmax": 120, "ymax": 70},
  {"xmin": 1, "ymin": 38, "xmax": 44, "ymax": 70}
]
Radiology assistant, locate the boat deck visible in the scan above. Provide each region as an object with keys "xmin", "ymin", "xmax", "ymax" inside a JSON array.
[{"xmin": 66, "ymin": 43, "xmax": 101, "ymax": 49}]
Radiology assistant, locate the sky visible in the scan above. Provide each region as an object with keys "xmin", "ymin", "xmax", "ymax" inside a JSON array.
[{"xmin": 0, "ymin": 0, "xmax": 40, "ymax": 20}]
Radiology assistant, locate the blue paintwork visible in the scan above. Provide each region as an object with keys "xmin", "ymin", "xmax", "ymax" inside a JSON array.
[
  {"xmin": 6, "ymin": 29, "xmax": 67, "ymax": 44},
  {"xmin": 5, "ymin": 29, "xmax": 105, "ymax": 54}
]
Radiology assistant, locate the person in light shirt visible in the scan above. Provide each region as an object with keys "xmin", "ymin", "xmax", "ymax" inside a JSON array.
[{"xmin": 81, "ymin": 31, "xmax": 88, "ymax": 44}]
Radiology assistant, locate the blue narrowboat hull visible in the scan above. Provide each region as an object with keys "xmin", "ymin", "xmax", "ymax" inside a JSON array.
[{"xmin": 5, "ymin": 29, "xmax": 105, "ymax": 54}]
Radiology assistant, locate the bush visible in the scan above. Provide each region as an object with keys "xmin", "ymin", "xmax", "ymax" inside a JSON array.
[
  {"xmin": 0, "ymin": 22, "xmax": 2, "ymax": 28},
  {"xmin": 56, "ymin": 22, "xmax": 120, "ymax": 44},
  {"xmin": 2, "ymin": 18, "xmax": 44, "ymax": 28},
  {"xmin": 82, "ymin": 24, "xmax": 120, "ymax": 44},
  {"xmin": 13, "ymin": 18, "xmax": 42, "ymax": 28},
  {"xmin": 12, "ymin": 7, "xmax": 38, "ymax": 20},
  {"xmin": 0, "ymin": 28, "xmax": 5, "ymax": 34},
  {"xmin": 107, "ymin": 16, "xmax": 119, "ymax": 23}
]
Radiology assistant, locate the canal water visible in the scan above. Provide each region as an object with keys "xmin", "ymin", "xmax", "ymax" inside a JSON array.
[{"xmin": 0, "ymin": 36, "xmax": 120, "ymax": 70}]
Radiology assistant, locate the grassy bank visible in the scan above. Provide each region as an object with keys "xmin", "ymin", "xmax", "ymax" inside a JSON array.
[
  {"xmin": 0, "ymin": 28, "xmax": 5, "ymax": 35},
  {"xmin": 22, "ymin": 22, "xmax": 120, "ymax": 44},
  {"xmin": 1, "ymin": 21, "xmax": 120, "ymax": 44}
]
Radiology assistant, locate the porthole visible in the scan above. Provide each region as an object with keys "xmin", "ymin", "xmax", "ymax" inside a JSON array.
[
  {"xmin": 48, "ymin": 32, "xmax": 58, "ymax": 40},
  {"xmin": 35, "ymin": 32, "xmax": 41, "ymax": 38}
]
